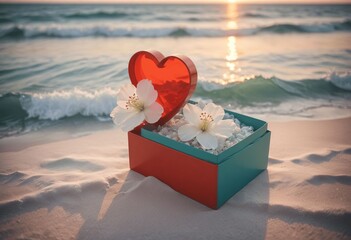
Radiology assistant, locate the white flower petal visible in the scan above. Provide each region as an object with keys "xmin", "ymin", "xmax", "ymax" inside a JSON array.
[
  {"xmin": 117, "ymin": 83, "xmax": 136, "ymax": 108},
  {"xmin": 196, "ymin": 132, "xmax": 218, "ymax": 150},
  {"xmin": 203, "ymin": 103, "xmax": 224, "ymax": 122},
  {"xmin": 178, "ymin": 124, "xmax": 201, "ymax": 141},
  {"xmin": 117, "ymin": 99, "xmax": 129, "ymax": 109},
  {"xmin": 210, "ymin": 119, "xmax": 235, "ymax": 138},
  {"xmin": 121, "ymin": 111, "xmax": 145, "ymax": 132},
  {"xmin": 117, "ymin": 84, "xmax": 135, "ymax": 101},
  {"xmin": 144, "ymin": 102, "xmax": 164, "ymax": 123},
  {"xmin": 110, "ymin": 106, "xmax": 144, "ymax": 131},
  {"xmin": 110, "ymin": 106, "xmax": 132, "ymax": 125},
  {"xmin": 183, "ymin": 103, "xmax": 201, "ymax": 126},
  {"xmin": 136, "ymin": 79, "xmax": 157, "ymax": 107}
]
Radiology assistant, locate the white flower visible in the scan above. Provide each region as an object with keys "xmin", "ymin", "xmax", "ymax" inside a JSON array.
[
  {"xmin": 110, "ymin": 80, "xmax": 163, "ymax": 131},
  {"xmin": 178, "ymin": 103, "xmax": 235, "ymax": 150}
]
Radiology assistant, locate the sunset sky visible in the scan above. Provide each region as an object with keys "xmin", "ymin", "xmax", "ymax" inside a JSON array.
[{"xmin": 1, "ymin": 0, "xmax": 350, "ymax": 3}]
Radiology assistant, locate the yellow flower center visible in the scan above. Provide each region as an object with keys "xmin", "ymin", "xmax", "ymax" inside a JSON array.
[
  {"xmin": 199, "ymin": 112, "xmax": 214, "ymax": 132},
  {"xmin": 126, "ymin": 93, "xmax": 144, "ymax": 112}
]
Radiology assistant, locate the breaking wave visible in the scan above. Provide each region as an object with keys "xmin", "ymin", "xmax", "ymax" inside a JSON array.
[
  {"xmin": 1, "ymin": 20, "xmax": 350, "ymax": 39},
  {"xmin": 0, "ymin": 73, "xmax": 350, "ymax": 126}
]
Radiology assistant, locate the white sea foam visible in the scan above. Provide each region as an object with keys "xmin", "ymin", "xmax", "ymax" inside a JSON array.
[
  {"xmin": 20, "ymin": 88, "xmax": 117, "ymax": 120},
  {"xmin": 327, "ymin": 71, "xmax": 351, "ymax": 91}
]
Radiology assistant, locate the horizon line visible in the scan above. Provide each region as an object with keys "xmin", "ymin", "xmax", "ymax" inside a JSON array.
[{"xmin": 0, "ymin": 1, "xmax": 350, "ymax": 4}]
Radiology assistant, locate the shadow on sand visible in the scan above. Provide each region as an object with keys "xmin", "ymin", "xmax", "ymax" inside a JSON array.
[{"xmin": 76, "ymin": 170, "xmax": 270, "ymax": 240}]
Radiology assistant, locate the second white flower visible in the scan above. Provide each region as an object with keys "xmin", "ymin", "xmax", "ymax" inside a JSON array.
[{"xmin": 178, "ymin": 103, "xmax": 235, "ymax": 150}]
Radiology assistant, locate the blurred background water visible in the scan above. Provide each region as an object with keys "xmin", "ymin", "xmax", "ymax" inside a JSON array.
[{"xmin": 0, "ymin": 3, "xmax": 350, "ymax": 138}]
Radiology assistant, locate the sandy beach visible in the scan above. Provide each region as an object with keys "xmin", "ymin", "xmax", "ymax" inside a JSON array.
[{"xmin": 0, "ymin": 117, "xmax": 350, "ymax": 240}]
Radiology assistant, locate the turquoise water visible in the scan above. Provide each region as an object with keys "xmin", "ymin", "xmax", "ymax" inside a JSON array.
[{"xmin": 0, "ymin": 3, "xmax": 351, "ymax": 137}]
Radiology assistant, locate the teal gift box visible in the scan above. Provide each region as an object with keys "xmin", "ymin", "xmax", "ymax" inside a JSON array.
[{"xmin": 128, "ymin": 103, "xmax": 271, "ymax": 209}]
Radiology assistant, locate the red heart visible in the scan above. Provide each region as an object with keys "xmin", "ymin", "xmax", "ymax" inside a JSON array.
[{"xmin": 128, "ymin": 50, "xmax": 197, "ymax": 126}]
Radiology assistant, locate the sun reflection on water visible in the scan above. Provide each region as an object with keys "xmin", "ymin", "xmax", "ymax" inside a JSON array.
[
  {"xmin": 221, "ymin": 2, "xmax": 244, "ymax": 85},
  {"xmin": 226, "ymin": 36, "xmax": 237, "ymax": 71}
]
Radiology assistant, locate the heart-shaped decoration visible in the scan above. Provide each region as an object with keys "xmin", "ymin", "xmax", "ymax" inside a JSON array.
[{"xmin": 128, "ymin": 50, "xmax": 197, "ymax": 126}]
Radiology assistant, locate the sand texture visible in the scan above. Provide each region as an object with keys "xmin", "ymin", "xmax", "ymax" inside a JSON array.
[{"xmin": 0, "ymin": 118, "xmax": 350, "ymax": 240}]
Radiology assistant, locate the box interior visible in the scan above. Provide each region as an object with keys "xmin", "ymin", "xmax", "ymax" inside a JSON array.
[{"xmin": 141, "ymin": 101, "xmax": 268, "ymax": 164}]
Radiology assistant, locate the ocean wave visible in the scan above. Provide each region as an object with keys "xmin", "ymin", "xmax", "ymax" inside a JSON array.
[
  {"xmin": 0, "ymin": 11, "xmax": 268, "ymax": 24},
  {"xmin": 0, "ymin": 88, "xmax": 118, "ymax": 137},
  {"xmin": 154, "ymin": 13, "xmax": 268, "ymax": 22},
  {"xmin": 19, "ymin": 88, "xmax": 118, "ymax": 120},
  {"xmin": 0, "ymin": 73, "xmax": 350, "ymax": 138},
  {"xmin": 1, "ymin": 20, "xmax": 350, "ymax": 39},
  {"xmin": 0, "ymin": 88, "xmax": 116, "ymax": 126},
  {"xmin": 0, "ymin": 74, "xmax": 350, "ymax": 125},
  {"xmin": 195, "ymin": 73, "xmax": 351, "ymax": 105},
  {"xmin": 0, "ymin": 11, "xmax": 134, "ymax": 24},
  {"xmin": 326, "ymin": 71, "xmax": 351, "ymax": 91},
  {"xmin": 64, "ymin": 11, "xmax": 130, "ymax": 19},
  {"xmin": 259, "ymin": 19, "xmax": 351, "ymax": 33},
  {"xmin": 241, "ymin": 12, "xmax": 269, "ymax": 18}
]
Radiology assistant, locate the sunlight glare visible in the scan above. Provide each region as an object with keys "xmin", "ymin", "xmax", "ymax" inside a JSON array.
[{"xmin": 221, "ymin": 0, "xmax": 243, "ymax": 84}]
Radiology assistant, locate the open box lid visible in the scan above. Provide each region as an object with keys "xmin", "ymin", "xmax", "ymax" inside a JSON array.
[{"xmin": 141, "ymin": 105, "xmax": 268, "ymax": 165}]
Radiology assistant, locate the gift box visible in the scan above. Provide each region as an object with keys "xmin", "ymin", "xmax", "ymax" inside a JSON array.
[{"xmin": 128, "ymin": 107, "xmax": 271, "ymax": 209}]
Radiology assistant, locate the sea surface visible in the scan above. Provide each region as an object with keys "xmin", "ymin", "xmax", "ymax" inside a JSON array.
[{"xmin": 0, "ymin": 3, "xmax": 351, "ymax": 138}]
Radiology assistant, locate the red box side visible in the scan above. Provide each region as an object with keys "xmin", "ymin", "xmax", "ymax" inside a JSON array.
[{"xmin": 128, "ymin": 131, "xmax": 218, "ymax": 209}]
